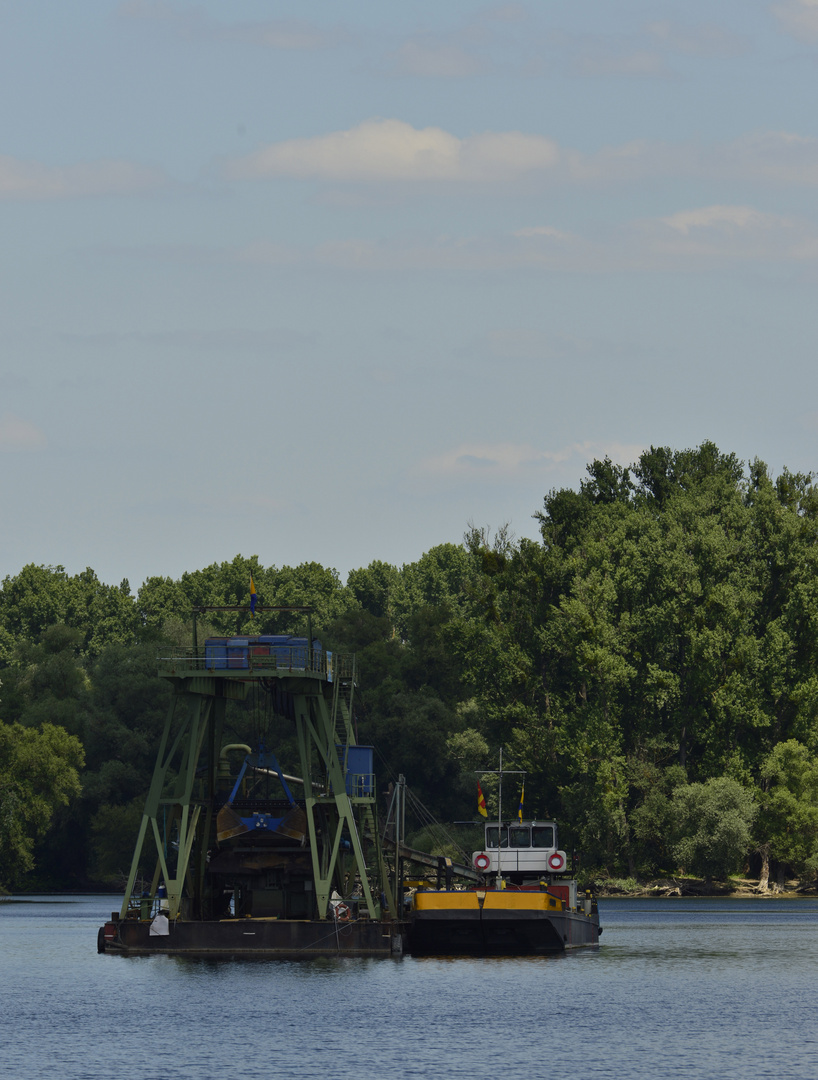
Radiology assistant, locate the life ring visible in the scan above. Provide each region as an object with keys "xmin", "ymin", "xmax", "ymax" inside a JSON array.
[
  {"xmin": 474, "ymin": 852, "xmax": 491, "ymax": 872},
  {"xmin": 547, "ymin": 852, "xmax": 566, "ymax": 872},
  {"xmin": 334, "ymin": 903, "xmax": 351, "ymax": 921}
]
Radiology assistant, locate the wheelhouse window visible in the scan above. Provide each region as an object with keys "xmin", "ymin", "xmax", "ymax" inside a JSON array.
[
  {"xmin": 532, "ymin": 825, "xmax": 555, "ymax": 849},
  {"xmin": 508, "ymin": 827, "xmax": 531, "ymax": 848},
  {"xmin": 485, "ymin": 826, "xmax": 509, "ymax": 848}
]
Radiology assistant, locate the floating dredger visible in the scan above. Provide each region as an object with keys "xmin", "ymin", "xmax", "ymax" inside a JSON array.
[{"xmin": 98, "ymin": 608, "xmax": 599, "ymax": 958}]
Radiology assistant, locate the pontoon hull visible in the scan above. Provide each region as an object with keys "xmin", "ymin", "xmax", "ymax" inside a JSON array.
[{"xmin": 99, "ymin": 917, "xmax": 406, "ymax": 958}]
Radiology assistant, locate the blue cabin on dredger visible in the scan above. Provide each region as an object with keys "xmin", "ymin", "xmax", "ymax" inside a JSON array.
[{"xmin": 204, "ymin": 635, "xmax": 323, "ymax": 671}]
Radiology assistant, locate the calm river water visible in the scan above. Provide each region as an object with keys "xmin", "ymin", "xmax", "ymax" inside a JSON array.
[{"xmin": 3, "ymin": 895, "xmax": 817, "ymax": 1079}]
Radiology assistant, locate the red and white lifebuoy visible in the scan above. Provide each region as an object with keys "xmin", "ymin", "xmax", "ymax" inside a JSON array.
[
  {"xmin": 547, "ymin": 851, "xmax": 566, "ymax": 872},
  {"xmin": 334, "ymin": 902, "xmax": 351, "ymax": 921},
  {"xmin": 474, "ymin": 852, "xmax": 491, "ymax": 872}
]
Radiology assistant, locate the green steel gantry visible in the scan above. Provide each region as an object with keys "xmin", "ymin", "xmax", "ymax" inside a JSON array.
[{"xmin": 120, "ymin": 626, "xmax": 393, "ymax": 923}]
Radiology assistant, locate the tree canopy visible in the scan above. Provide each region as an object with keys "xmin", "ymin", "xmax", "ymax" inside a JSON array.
[{"xmin": 3, "ymin": 442, "xmax": 818, "ymax": 889}]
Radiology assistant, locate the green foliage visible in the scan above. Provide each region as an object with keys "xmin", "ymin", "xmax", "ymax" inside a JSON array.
[
  {"xmin": 5, "ymin": 443, "xmax": 818, "ymax": 888},
  {"xmin": 0, "ymin": 722, "xmax": 84, "ymax": 888},
  {"xmin": 671, "ymin": 777, "xmax": 757, "ymax": 880},
  {"xmin": 759, "ymin": 740, "xmax": 818, "ymax": 879},
  {"xmin": 0, "ymin": 564, "xmax": 137, "ymax": 657},
  {"xmin": 90, "ymin": 798, "xmax": 152, "ymax": 886},
  {"xmin": 346, "ymin": 561, "xmax": 400, "ymax": 620}
]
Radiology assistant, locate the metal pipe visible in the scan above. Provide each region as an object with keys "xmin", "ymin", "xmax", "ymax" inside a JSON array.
[{"xmin": 217, "ymin": 744, "xmax": 252, "ymax": 782}]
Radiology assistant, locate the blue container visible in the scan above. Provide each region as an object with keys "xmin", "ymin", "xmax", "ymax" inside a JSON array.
[
  {"xmin": 337, "ymin": 745, "xmax": 374, "ymax": 797},
  {"xmin": 289, "ymin": 637, "xmax": 308, "ymax": 667},
  {"xmin": 248, "ymin": 635, "xmax": 270, "ymax": 659},
  {"xmin": 259, "ymin": 635, "xmax": 292, "ymax": 665},
  {"xmin": 227, "ymin": 637, "xmax": 249, "ymax": 669},
  {"xmin": 204, "ymin": 638, "xmax": 229, "ymax": 670},
  {"xmin": 259, "ymin": 635, "xmax": 290, "ymax": 660}
]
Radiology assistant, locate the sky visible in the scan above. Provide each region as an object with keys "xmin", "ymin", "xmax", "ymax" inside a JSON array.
[{"xmin": 3, "ymin": 0, "xmax": 818, "ymax": 590}]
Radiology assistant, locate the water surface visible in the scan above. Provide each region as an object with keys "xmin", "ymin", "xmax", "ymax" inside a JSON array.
[{"xmin": 3, "ymin": 895, "xmax": 816, "ymax": 1079}]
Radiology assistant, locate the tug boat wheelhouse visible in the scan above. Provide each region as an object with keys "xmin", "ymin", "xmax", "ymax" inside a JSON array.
[{"xmin": 408, "ymin": 818, "xmax": 600, "ymax": 956}]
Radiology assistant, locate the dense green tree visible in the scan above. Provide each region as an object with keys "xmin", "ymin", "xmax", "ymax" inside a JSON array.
[
  {"xmin": 671, "ymin": 777, "xmax": 757, "ymax": 881},
  {"xmin": 0, "ymin": 564, "xmax": 137, "ymax": 657},
  {"xmin": 0, "ymin": 722, "xmax": 84, "ymax": 889},
  {"xmin": 346, "ymin": 561, "xmax": 400, "ymax": 621},
  {"xmin": 5, "ymin": 443, "xmax": 818, "ymax": 887},
  {"xmin": 758, "ymin": 740, "xmax": 818, "ymax": 884}
]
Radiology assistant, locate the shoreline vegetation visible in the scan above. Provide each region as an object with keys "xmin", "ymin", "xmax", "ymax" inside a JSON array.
[
  {"xmin": 2, "ymin": 880, "xmax": 816, "ymax": 900},
  {"xmin": 595, "ymin": 876, "xmax": 818, "ymax": 898},
  {"xmin": 3, "ymin": 442, "xmax": 818, "ymax": 895}
]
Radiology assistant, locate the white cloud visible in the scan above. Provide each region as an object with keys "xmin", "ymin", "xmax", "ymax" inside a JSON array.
[
  {"xmin": 711, "ymin": 130, "xmax": 818, "ymax": 184},
  {"xmin": 645, "ymin": 20, "xmax": 750, "ymax": 57},
  {"xmin": 227, "ymin": 119, "xmax": 560, "ymax": 183},
  {"xmin": 385, "ymin": 39, "xmax": 490, "ymax": 78},
  {"xmin": 513, "ymin": 225, "xmax": 574, "ymax": 240},
  {"xmin": 414, "ymin": 440, "xmax": 644, "ymax": 482},
  {"xmin": 119, "ymin": 2, "xmax": 339, "ymax": 50},
  {"xmin": 573, "ymin": 47, "xmax": 668, "ymax": 78},
  {"xmin": 230, "ymin": 21, "xmax": 335, "ymax": 50},
  {"xmin": 225, "ymin": 120, "xmax": 818, "ymax": 189},
  {"xmin": 234, "ymin": 232, "xmax": 588, "ymax": 272},
  {"xmin": 229, "ymin": 202, "xmax": 818, "ymax": 274},
  {"xmin": 0, "ymin": 413, "xmax": 47, "ymax": 451},
  {"xmin": 0, "ymin": 156, "xmax": 166, "ymax": 200},
  {"xmin": 480, "ymin": 4, "xmax": 529, "ymax": 22},
  {"xmin": 771, "ymin": 1, "xmax": 818, "ymax": 42},
  {"xmin": 640, "ymin": 204, "xmax": 805, "ymax": 262},
  {"xmin": 659, "ymin": 205, "xmax": 791, "ymax": 234}
]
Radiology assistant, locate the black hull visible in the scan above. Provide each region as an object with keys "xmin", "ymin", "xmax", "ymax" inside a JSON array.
[
  {"xmin": 100, "ymin": 918, "xmax": 405, "ymax": 958},
  {"xmin": 408, "ymin": 908, "xmax": 599, "ymax": 956}
]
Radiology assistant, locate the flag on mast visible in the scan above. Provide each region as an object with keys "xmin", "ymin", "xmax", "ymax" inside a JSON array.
[
  {"xmin": 250, "ymin": 575, "xmax": 257, "ymax": 618},
  {"xmin": 477, "ymin": 782, "xmax": 488, "ymax": 818},
  {"xmin": 518, "ymin": 782, "xmax": 525, "ymax": 822}
]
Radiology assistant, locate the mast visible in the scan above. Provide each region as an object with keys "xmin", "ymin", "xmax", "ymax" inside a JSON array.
[{"xmin": 476, "ymin": 748, "xmax": 525, "ymax": 883}]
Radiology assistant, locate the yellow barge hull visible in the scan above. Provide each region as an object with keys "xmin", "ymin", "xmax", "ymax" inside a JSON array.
[{"xmin": 408, "ymin": 890, "xmax": 600, "ymax": 955}]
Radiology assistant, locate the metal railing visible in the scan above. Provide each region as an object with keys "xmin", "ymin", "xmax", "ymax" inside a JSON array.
[{"xmin": 156, "ymin": 646, "xmax": 355, "ymax": 680}]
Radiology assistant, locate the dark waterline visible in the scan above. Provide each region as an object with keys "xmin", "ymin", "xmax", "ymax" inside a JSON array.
[{"xmin": 3, "ymin": 895, "xmax": 817, "ymax": 1079}]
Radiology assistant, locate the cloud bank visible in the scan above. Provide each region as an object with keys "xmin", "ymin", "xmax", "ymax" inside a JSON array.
[
  {"xmin": 0, "ymin": 413, "xmax": 47, "ymax": 451},
  {"xmin": 0, "ymin": 156, "xmax": 166, "ymax": 200},
  {"xmin": 226, "ymin": 119, "xmax": 818, "ymax": 188},
  {"xmin": 119, "ymin": 2, "xmax": 340, "ymax": 50},
  {"xmin": 772, "ymin": 1, "xmax": 818, "ymax": 42},
  {"xmin": 227, "ymin": 119, "xmax": 560, "ymax": 183},
  {"xmin": 230, "ymin": 203, "xmax": 816, "ymax": 273},
  {"xmin": 414, "ymin": 440, "xmax": 645, "ymax": 482}
]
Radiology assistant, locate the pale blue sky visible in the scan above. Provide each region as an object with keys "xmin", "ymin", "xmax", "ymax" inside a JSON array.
[{"xmin": 3, "ymin": 1, "xmax": 818, "ymax": 587}]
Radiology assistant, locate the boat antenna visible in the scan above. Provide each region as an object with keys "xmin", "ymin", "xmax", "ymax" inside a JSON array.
[{"xmin": 475, "ymin": 748, "xmax": 525, "ymax": 882}]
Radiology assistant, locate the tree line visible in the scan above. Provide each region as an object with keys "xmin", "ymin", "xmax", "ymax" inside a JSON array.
[{"xmin": 2, "ymin": 441, "xmax": 818, "ymax": 892}]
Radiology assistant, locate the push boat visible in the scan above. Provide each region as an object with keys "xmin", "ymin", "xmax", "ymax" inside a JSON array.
[{"xmin": 408, "ymin": 819, "xmax": 601, "ymax": 955}]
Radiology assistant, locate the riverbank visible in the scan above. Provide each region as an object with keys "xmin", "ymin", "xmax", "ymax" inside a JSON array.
[{"xmin": 594, "ymin": 876, "xmax": 818, "ymax": 898}]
